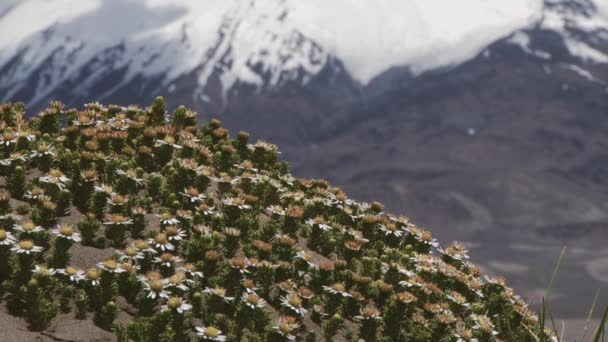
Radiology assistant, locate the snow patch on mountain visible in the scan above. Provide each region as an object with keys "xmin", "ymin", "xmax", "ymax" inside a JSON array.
[
  {"xmin": 0, "ymin": 0, "xmax": 607, "ymax": 106},
  {"xmin": 288, "ymin": 0, "xmax": 543, "ymax": 83},
  {"xmin": 542, "ymin": 0, "xmax": 608, "ymax": 62}
]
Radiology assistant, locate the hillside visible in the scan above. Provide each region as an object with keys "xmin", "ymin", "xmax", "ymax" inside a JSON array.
[{"xmin": 0, "ymin": 98, "xmax": 558, "ymax": 341}]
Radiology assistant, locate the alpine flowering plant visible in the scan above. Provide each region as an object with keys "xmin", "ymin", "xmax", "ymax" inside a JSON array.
[{"xmin": 0, "ymin": 99, "xmax": 561, "ymax": 342}]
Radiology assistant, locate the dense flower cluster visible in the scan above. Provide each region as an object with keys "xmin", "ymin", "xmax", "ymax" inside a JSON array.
[{"xmin": 0, "ymin": 99, "xmax": 552, "ymax": 341}]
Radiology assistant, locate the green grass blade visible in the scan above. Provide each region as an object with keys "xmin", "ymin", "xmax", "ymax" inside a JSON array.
[
  {"xmin": 591, "ymin": 305, "xmax": 608, "ymax": 342},
  {"xmin": 539, "ymin": 246, "xmax": 567, "ymax": 339},
  {"xmin": 546, "ymin": 246, "xmax": 567, "ymax": 301},
  {"xmin": 581, "ymin": 289, "xmax": 600, "ymax": 342}
]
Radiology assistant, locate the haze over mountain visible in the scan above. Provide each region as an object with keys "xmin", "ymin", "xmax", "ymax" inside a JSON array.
[{"xmin": 2, "ymin": 0, "xmax": 608, "ymax": 330}]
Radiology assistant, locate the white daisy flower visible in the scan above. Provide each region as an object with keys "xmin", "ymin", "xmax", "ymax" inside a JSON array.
[
  {"xmin": 471, "ymin": 314, "xmax": 499, "ymax": 336},
  {"xmin": 176, "ymin": 211, "xmax": 194, "ymax": 224},
  {"xmin": 407, "ymin": 226, "xmax": 439, "ymax": 248},
  {"xmin": 51, "ymin": 225, "xmax": 82, "ymax": 242},
  {"xmin": 203, "ymin": 287, "xmax": 235, "ymax": 303},
  {"xmin": 0, "ymin": 229, "xmax": 16, "ymax": 246},
  {"xmin": 24, "ymin": 187, "xmax": 45, "ymax": 200},
  {"xmin": 30, "ymin": 143, "xmax": 56, "ymax": 159},
  {"xmin": 116, "ymin": 169, "xmax": 144, "ymax": 186},
  {"xmin": 198, "ymin": 204, "xmax": 217, "ymax": 217},
  {"xmin": 242, "ymin": 292, "xmax": 267, "ymax": 310},
  {"xmin": 157, "ymin": 212, "xmax": 180, "ymax": 226},
  {"xmin": 32, "ymin": 264, "xmax": 56, "ymax": 277},
  {"xmin": 379, "ymin": 223, "xmax": 404, "ymax": 238},
  {"xmin": 84, "ymin": 268, "xmax": 101, "ymax": 286},
  {"xmin": 11, "ymin": 239, "xmax": 43, "ymax": 254},
  {"xmin": 305, "ymin": 217, "xmax": 332, "ymax": 231},
  {"xmin": 161, "ymin": 296, "xmax": 192, "ymax": 314},
  {"xmin": 107, "ymin": 193, "xmax": 129, "ymax": 207},
  {"xmin": 39, "ymin": 169, "xmax": 70, "ymax": 190},
  {"xmin": 323, "ymin": 283, "xmax": 352, "ymax": 297},
  {"xmin": 177, "ymin": 263, "xmax": 204, "ymax": 280},
  {"xmin": 0, "ymin": 152, "xmax": 28, "ymax": 166},
  {"xmin": 195, "ymin": 326, "xmax": 226, "ymax": 342},
  {"xmin": 0, "ymin": 213, "xmax": 21, "ymax": 221},
  {"xmin": 280, "ymin": 293, "xmax": 307, "ymax": 317},
  {"xmin": 153, "ymin": 252, "xmax": 182, "ymax": 268},
  {"xmin": 12, "ymin": 222, "xmax": 44, "ymax": 234},
  {"xmin": 0, "ymin": 131, "xmax": 19, "ymax": 146},
  {"xmin": 229, "ymin": 256, "xmax": 251, "ymax": 274},
  {"xmin": 294, "ymin": 251, "xmax": 318, "ymax": 269},
  {"xmin": 56, "ymin": 265, "xmax": 85, "ymax": 283},
  {"xmin": 163, "ymin": 226, "xmax": 187, "ymax": 241},
  {"xmin": 437, "ymin": 242, "xmax": 470, "ymax": 261},
  {"xmin": 247, "ymin": 140, "xmax": 279, "ymax": 153},
  {"xmin": 396, "ymin": 265, "xmax": 416, "ymax": 278},
  {"xmin": 94, "ymin": 183, "xmax": 115, "ymax": 195},
  {"xmin": 155, "ymin": 136, "xmax": 183, "ymax": 149},
  {"xmin": 354, "ymin": 306, "xmax": 382, "ymax": 321},
  {"xmin": 148, "ymin": 234, "xmax": 174, "ymax": 252},
  {"xmin": 107, "ymin": 117, "xmax": 131, "ymax": 131},
  {"xmin": 17, "ymin": 130, "xmax": 36, "ymax": 142},
  {"xmin": 142, "ymin": 278, "xmax": 170, "ymax": 299},
  {"xmin": 133, "ymin": 240, "xmax": 158, "ymax": 254},
  {"xmin": 221, "ymin": 197, "xmax": 251, "ymax": 210},
  {"xmin": 264, "ymin": 205, "xmax": 285, "ymax": 216},
  {"xmin": 72, "ymin": 114, "xmax": 98, "ymax": 126},
  {"xmin": 234, "ymin": 162, "xmax": 259, "ymax": 173},
  {"xmin": 165, "ymin": 272, "xmax": 191, "ymax": 292},
  {"xmin": 272, "ymin": 316, "xmax": 299, "ymax": 341},
  {"xmin": 446, "ymin": 291, "xmax": 471, "ymax": 308},
  {"xmin": 97, "ymin": 259, "xmax": 125, "ymax": 274},
  {"xmin": 117, "ymin": 246, "xmax": 145, "ymax": 263},
  {"xmin": 180, "ymin": 187, "xmax": 206, "ymax": 203},
  {"xmin": 103, "ymin": 214, "xmax": 133, "ymax": 226}
]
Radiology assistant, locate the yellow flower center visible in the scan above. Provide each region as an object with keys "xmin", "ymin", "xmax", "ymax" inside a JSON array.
[
  {"xmin": 213, "ymin": 287, "xmax": 227, "ymax": 296},
  {"xmin": 204, "ymin": 327, "xmax": 219, "ymax": 337},
  {"xmin": 160, "ymin": 253, "xmax": 173, "ymax": 263},
  {"xmin": 18, "ymin": 240, "xmax": 34, "ymax": 250},
  {"xmin": 66, "ymin": 266, "xmax": 78, "ymax": 275},
  {"xmin": 165, "ymin": 226, "xmax": 178, "ymax": 236},
  {"xmin": 150, "ymin": 280, "xmax": 164, "ymax": 292},
  {"xmin": 134, "ymin": 240, "xmax": 149, "ymax": 250},
  {"xmin": 124, "ymin": 247, "xmax": 138, "ymax": 257},
  {"xmin": 103, "ymin": 260, "xmax": 117, "ymax": 270},
  {"xmin": 59, "ymin": 225, "xmax": 74, "ymax": 236},
  {"xmin": 36, "ymin": 266, "xmax": 51, "ymax": 277},
  {"xmin": 109, "ymin": 214, "xmax": 127, "ymax": 223},
  {"xmin": 85, "ymin": 268, "xmax": 100, "ymax": 280},
  {"xmin": 332, "ymin": 283, "xmax": 345, "ymax": 292},
  {"xmin": 362, "ymin": 306, "xmax": 378, "ymax": 318},
  {"xmin": 23, "ymin": 222, "xmax": 35, "ymax": 231},
  {"xmin": 155, "ymin": 234, "xmax": 168, "ymax": 244},
  {"xmin": 167, "ymin": 297, "xmax": 181, "ymax": 309},
  {"xmin": 186, "ymin": 187, "xmax": 199, "ymax": 196},
  {"xmin": 288, "ymin": 296, "xmax": 301, "ymax": 307},
  {"xmin": 49, "ymin": 169, "xmax": 62, "ymax": 177},
  {"xmin": 0, "ymin": 229, "xmax": 6, "ymax": 240},
  {"xmin": 247, "ymin": 294, "xmax": 259, "ymax": 304}
]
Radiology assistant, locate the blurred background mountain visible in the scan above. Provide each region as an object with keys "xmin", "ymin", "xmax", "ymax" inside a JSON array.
[{"xmin": 2, "ymin": 0, "xmax": 608, "ymax": 332}]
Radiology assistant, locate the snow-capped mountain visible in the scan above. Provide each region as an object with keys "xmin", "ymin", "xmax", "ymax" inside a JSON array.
[{"xmin": 3, "ymin": 0, "xmax": 606, "ymax": 111}]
